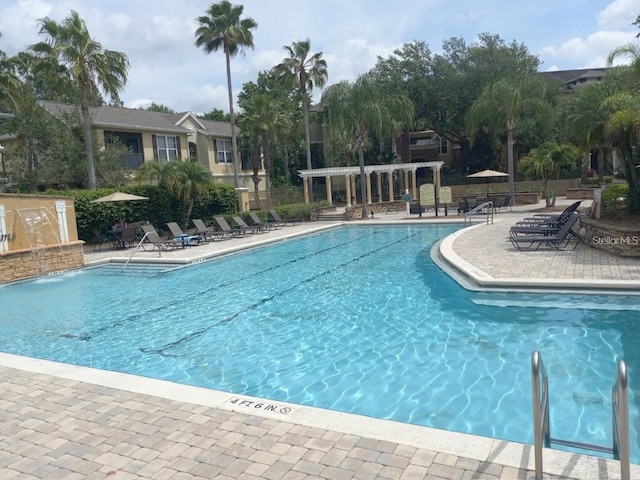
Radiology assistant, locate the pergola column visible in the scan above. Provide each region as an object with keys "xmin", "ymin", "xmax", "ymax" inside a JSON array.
[
  {"xmin": 366, "ymin": 173, "xmax": 372, "ymax": 204},
  {"xmin": 345, "ymin": 175, "xmax": 352, "ymax": 207},
  {"xmin": 303, "ymin": 177, "xmax": 309, "ymax": 203},
  {"xmin": 411, "ymin": 170, "xmax": 417, "ymax": 200},
  {"xmin": 403, "ymin": 170, "xmax": 409, "ymax": 195},
  {"xmin": 376, "ymin": 172, "xmax": 383, "ymax": 203},
  {"xmin": 325, "ymin": 176, "xmax": 332, "ymax": 205},
  {"xmin": 351, "ymin": 176, "xmax": 357, "ymax": 204},
  {"xmin": 387, "ymin": 171, "xmax": 394, "ymax": 201}
]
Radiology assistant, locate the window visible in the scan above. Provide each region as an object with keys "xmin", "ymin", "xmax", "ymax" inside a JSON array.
[
  {"xmin": 153, "ymin": 135, "xmax": 179, "ymax": 161},
  {"xmin": 216, "ymin": 139, "xmax": 233, "ymax": 164},
  {"xmin": 439, "ymin": 137, "xmax": 448, "ymax": 155}
]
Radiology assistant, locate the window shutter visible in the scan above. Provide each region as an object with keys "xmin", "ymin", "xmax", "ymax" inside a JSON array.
[
  {"xmin": 152, "ymin": 135, "xmax": 158, "ymax": 160},
  {"xmin": 176, "ymin": 137, "xmax": 181, "ymax": 160}
]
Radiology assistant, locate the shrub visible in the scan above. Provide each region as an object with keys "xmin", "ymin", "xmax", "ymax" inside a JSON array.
[{"xmin": 601, "ymin": 184, "xmax": 629, "ymax": 217}]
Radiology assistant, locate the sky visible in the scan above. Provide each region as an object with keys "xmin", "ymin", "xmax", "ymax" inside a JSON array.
[{"xmin": 0, "ymin": 0, "xmax": 638, "ymax": 115}]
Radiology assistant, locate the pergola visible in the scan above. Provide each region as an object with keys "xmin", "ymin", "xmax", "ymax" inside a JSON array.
[{"xmin": 298, "ymin": 161, "xmax": 444, "ymax": 206}]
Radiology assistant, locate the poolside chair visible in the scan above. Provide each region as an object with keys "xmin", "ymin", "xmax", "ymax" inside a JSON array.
[
  {"xmin": 139, "ymin": 225, "xmax": 182, "ymax": 251},
  {"xmin": 214, "ymin": 216, "xmax": 247, "ymax": 238},
  {"xmin": 493, "ymin": 196, "xmax": 512, "ymax": 213},
  {"xmin": 119, "ymin": 226, "xmax": 138, "ymax": 248},
  {"xmin": 232, "ymin": 215, "xmax": 264, "ymax": 234},
  {"xmin": 509, "ymin": 212, "xmax": 578, "ymax": 238},
  {"xmin": 509, "ymin": 214, "xmax": 581, "ymax": 251},
  {"xmin": 191, "ymin": 218, "xmax": 233, "ymax": 242},
  {"xmin": 515, "ymin": 201, "xmax": 581, "ymax": 226},
  {"xmin": 166, "ymin": 222, "xmax": 200, "ymax": 247},
  {"xmin": 248, "ymin": 211, "xmax": 279, "ymax": 231},
  {"xmin": 269, "ymin": 209, "xmax": 301, "ymax": 226}
]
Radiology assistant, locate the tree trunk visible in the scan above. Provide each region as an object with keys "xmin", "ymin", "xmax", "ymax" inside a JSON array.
[
  {"xmin": 81, "ymin": 85, "xmax": 96, "ymax": 189},
  {"xmin": 506, "ymin": 123, "xmax": 515, "ymax": 205},
  {"xmin": 358, "ymin": 147, "xmax": 367, "ymax": 218},
  {"xmin": 262, "ymin": 129, "xmax": 271, "ymax": 192},
  {"xmin": 302, "ymin": 90, "xmax": 313, "ymax": 200},
  {"xmin": 225, "ymin": 49, "xmax": 240, "ymax": 189},
  {"xmin": 184, "ymin": 199, "xmax": 194, "ymax": 231}
]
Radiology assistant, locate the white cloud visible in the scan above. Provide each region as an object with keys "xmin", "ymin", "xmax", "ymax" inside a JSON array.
[
  {"xmin": 597, "ymin": 0, "xmax": 639, "ymax": 30},
  {"xmin": 541, "ymin": 30, "xmax": 636, "ymax": 68}
]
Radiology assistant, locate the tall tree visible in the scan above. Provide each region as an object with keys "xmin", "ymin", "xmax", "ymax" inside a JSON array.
[
  {"xmin": 30, "ymin": 11, "xmax": 129, "ymax": 189},
  {"xmin": 519, "ymin": 141, "xmax": 577, "ymax": 206},
  {"xmin": 322, "ymin": 74, "xmax": 414, "ymax": 218},
  {"xmin": 195, "ymin": 1, "xmax": 257, "ymax": 188},
  {"xmin": 0, "ymin": 33, "xmax": 21, "ymax": 111},
  {"xmin": 465, "ymin": 77, "xmax": 550, "ymax": 204},
  {"xmin": 238, "ymin": 91, "xmax": 288, "ymax": 191},
  {"xmin": 274, "ymin": 39, "xmax": 328, "ymax": 197}
]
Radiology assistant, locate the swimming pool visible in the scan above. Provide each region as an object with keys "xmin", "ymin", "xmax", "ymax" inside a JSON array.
[{"xmin": 1, "ymin": 224, "xmax": 638, "ymax": 462}]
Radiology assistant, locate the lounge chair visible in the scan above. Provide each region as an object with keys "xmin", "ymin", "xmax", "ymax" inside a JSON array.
[
  {"xmin": 139, "ymin": 225, "xmax": 182, "ymax": 251},
  {"xmin": 166, "ymin": 222, "xmax": 200, "ymax": 246},
  {"xmin": 269, "ymin": 209, "xmax": 301, "ymax": 226},
  {"xmin": 509, "ymin": 213, "xmax": 579, "ymax": 238},
  {"xmin": 232, "ymin": 215, "xmax": 263, "ymax": 234},
  {"xmin": 192, "ymin": 218, "xmax": 233, "ymax": 242},
  {"xmin": 510, "ymin": 214, "xmax": 581, "ymax": 251},
  {"xmin": 515, "ymin": 201, "xmax": 581, "ymax": 225},
  {"xmin": 214, "ymin": 216, "xmax": 247, "ymax": 238},
  {"xmin": 493, "ymin": 196, "xmax": 512, "ymax": 213},
  {"xmin": 119, "ymin": 226, "xmax": 138, "ymax": 248},
  {"xmin": 248, "ymin": 211, "xmax": 279, "ymax": 231}
]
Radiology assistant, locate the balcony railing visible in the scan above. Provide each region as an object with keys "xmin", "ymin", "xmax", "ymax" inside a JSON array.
[{"xmin": 410, "ymin": 138, "xmax": 440, "ymax": 149}]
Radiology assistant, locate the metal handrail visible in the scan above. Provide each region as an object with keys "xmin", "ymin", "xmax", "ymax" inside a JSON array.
[
  {"xmin": 613, "ymin": 359, "xmax": 630, "ymax": 480},
  {"xmin": 463, "ymin": 201, "xmax": 494, "ymax": 226},
  {"xmin": 532, "ymin": 351, "xmax": 550, "ymax": 480},
  {"xmin": 532, "ymin": 352, "xmax": 630, "ymax": 480},
  {"xmin": 122, "ymin": 231, "xmax": 152, "ymax": 271}
]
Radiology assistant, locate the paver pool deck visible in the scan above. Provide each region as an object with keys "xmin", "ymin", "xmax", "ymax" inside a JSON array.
[{"xmin": 2, "ymin": 198, "xmax": 639, "ymax": 479}]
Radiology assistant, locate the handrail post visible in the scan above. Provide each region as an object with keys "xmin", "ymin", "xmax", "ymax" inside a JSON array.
[
  {"xmin": 532, "ymin": 351, "xmax": 543, "ymax": 480},
  {"xmin": 613, "ymin": 360, "xmax": 630, "ymax": 480}
]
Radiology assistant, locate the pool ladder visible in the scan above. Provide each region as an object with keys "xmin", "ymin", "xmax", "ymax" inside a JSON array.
[{"xmin": 531, "ymin": 350, "xmax": 630, "ymax": 480}]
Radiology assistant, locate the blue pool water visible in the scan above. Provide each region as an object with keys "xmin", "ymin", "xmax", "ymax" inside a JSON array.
[{"xmin": 1, "ymin": 224, "xmax": 639, "ymax": 462}]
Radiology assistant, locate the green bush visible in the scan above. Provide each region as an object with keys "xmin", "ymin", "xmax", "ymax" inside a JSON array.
[
  {"xmin": 603, "ymin": 176, "xmax": 614, "ymax": 184},
  {"xmin": 601, "ymin": 184, "xmax": 629, "ymax": 216}
]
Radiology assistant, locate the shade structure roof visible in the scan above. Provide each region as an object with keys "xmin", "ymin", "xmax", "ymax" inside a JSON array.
[
  {"xmin": 298, "ymin": 161, "xmax": 444, "ymax": 178},
  {"xmin": 467, "ymin": 169, "xmax": 509, "ymax": 178},
  {"xmin": 90, "ymin": 192, "xmax": 149, "ymax": 203}
]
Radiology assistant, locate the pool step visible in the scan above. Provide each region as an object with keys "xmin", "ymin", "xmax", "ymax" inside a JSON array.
[
  {"xmin": 95, "ymin": 263, "xmax": 178, "ymax": 276},
  {"xmin": 316, "ymin": 211, "xmax": 348, "ymax": 221}
]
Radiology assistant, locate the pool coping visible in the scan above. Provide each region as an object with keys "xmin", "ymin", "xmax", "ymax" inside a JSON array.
[{"xmin": 0, "ymin": 351, "xmax": 634, "ymax": 479}]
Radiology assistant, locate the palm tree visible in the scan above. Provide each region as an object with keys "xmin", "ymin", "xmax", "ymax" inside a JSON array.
[
  {"xmin": 322, "ymin": 74, "xmax": 414, "ymax": 218},
  {"xmin": 165, "ymin": 160, "xmax": 214, "ymax": 229},
  {"xmin": 519, "ymin": 141, "xmax": 577, "ymax": 206},
  {"xmin": 274, "ymin": 39, "xmax": 328, "ymax": 199},
  {"xmin": 465, "ymin": 77, "xmax": 550, "ymax": 204},
  {"xmin": 0, "ymin": 33, "xmax": 21, "ymax": 111},
  {"xmin": 238, "ymin": 92, "xmax": 288, "ymax": 191},
  {"xmin": 607, "ymin": 42, "xmax": 640, "ymax": 81},
  {"xmin": 30, "ymin": 11, "xmax": 129, "ymax": 190},
  {"xmin": 135, "ymin": 160, "xmax": 175, "ymax": 185},
  {"xmin": 195, "ymin": 1, "xmax": 257, "ymax": 188}
]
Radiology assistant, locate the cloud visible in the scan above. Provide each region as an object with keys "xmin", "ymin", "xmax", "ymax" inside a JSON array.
[
  {"xmin": 540, "ymin": 30, "xmax": 636, "ymax": 68},
  {"xmin": 597, "ymin": 0, "xmax": 639, "ymax": 30}
]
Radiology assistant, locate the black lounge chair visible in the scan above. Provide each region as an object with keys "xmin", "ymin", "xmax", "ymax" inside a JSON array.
[
  {"xmin": 214, "ymin": 216, "xmax": 248, "ymax": 238},
  {"xmin": 166, "ymin": 222, "xmax": 200, "ymax": 246},
  {"xmin": 493, "ymin": 196, "xmax": 512, "ymax": 213},
  {"xmin": 269, "ymin": 209, "xmax": 301, "ymax": 226},
  {"xmin": 510, "ymin": 214, "xmax": 581, "ymax": 250},
  {"xmin": 232, "ymin": 215, "xmax": 264, "ymax": 234},
  {"xmin": 509, "ymin": 212, "xmax": 579, "ymax": 238},
  {"xmin": 139, "ymin": 225, "xmax": 182, "ymax": 251},
  {"xmin": 515, "ymin": 201, "xmax": 581, "ymax": 226},
  {"xmin": 192, "ymin": 218, "xmax": 233, "ymax": 242},
  {"xmin": 248, "ymin": 211, "xmax": 279, "ymax": 231}
]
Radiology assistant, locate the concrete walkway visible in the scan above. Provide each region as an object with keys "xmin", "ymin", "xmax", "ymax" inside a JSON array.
[{"xmin": 2, "ymin": 203, "xmax": 639, "ymax": 479}]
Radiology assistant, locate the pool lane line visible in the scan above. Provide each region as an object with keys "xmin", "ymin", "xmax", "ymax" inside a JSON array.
[
  {"xmin": 141, "ymin": 229, "xmax": 425, "ymax": 357},
  {"xmin": 65, "ymin": 228, "xmax": 392, "ymax": 341}
]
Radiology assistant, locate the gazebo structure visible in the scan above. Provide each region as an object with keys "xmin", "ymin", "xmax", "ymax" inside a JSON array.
[{"xmin": 298, "ymin": 161, "xmax": 445, "ymax": 206}]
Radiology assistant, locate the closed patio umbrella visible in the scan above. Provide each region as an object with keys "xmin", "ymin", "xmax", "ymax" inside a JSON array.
[
  {"xmin": 467, "ymin": 169, "xmax": 509, "ymax": 196},
  {"xmin": 90, "ymin": 192, "xmax": 148, "ymax": 203}
]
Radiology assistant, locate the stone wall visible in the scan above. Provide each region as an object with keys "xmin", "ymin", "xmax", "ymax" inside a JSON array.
[
  {"xmin": 0, "ymin": 242, "xmax": 85, "ymax": 283},
  {"xmin": 580, "ymin": 217, "xmax": 640, "ymax": 257},
  {"xmin": 566, "ymin": 188, "xmax": 596, "ymax": 200}
]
